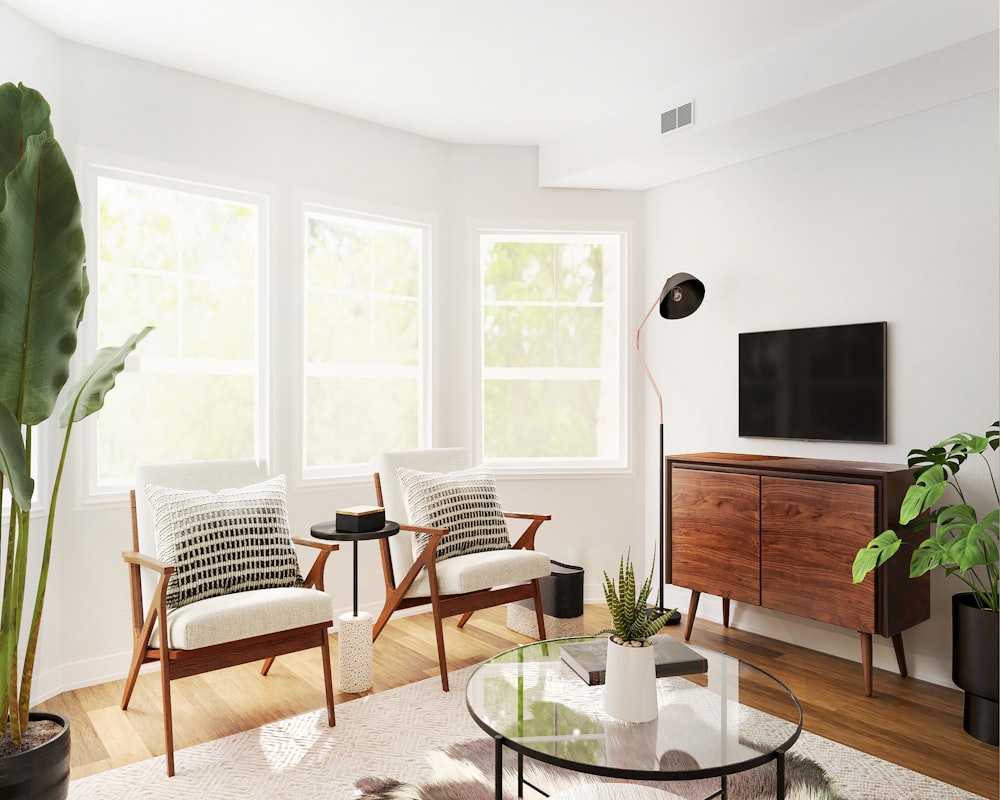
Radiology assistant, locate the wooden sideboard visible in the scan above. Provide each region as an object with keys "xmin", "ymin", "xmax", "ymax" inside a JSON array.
[{"xmin": 665, "ymin": 452, "xmax": 930, "ymax": 695}]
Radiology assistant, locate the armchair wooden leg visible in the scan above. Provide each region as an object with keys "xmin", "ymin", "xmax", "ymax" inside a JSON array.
[
  {"xmin": 160, "ymin": 653, "xmax": 176, "ymax": 777},
  {"xmin": 429, "ymin": 594, "xmax": 450, "ymax": 692},
  {"xmin": 457, "ymin": 611, "xmax": 474, "ymax": 628},
  {"xmin": 120, "ymin": 643, "xmax": 145, "ymax": 710},
  {"xmin": 532, "ymin": 579, "xmax": 547, "ymax": 640},
  {"xmin": 260, "ymin": 656, "xmax": 276, "ymax": 676},
  {"xmin": 320, "ymin": 632, "xmax": 335, "ymax": 726}
]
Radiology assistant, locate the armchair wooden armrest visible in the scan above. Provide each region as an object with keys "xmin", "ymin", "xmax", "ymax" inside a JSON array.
[
  {"xmin": 122, "ymin": 550, "xmax": 172, "ymax": 574},
  {"xmin": 503, "ymin": 511, "xmax": 551, "ymax": 550},
  {"xmin": 291, "ymin": 537, "xmax": 339, "ymax": 591}
]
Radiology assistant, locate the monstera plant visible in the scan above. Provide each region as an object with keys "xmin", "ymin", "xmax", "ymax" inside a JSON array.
[
  {"xmin": 852, "ymin": 421, "xmax": 999, "ymax": 744},
  {"xmin": 0, "ymin": 80, "xmax": 149, "ymax": 781},
  {"xmin": 852, "ymin": 421, "xmax": 1000, "ymax": 610}
]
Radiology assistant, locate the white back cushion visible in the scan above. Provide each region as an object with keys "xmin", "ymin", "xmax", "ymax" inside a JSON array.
[
  {"xmin": 376, "ymin": 448, "xmax": 470, "ymax": 585},
  {"xmin": 134, "ymin": 459, "xmax": 269, "ymax": 606}
]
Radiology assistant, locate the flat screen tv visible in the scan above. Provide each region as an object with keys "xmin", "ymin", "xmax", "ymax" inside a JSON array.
[{"xmin": 739, "ymin": 321, "xmax": 887, "ymax": 444}]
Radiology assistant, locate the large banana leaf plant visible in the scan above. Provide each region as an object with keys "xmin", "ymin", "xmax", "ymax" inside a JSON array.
[{"xmin": 0, "ymin": 81, "xmax": 150, "ymax": 747}]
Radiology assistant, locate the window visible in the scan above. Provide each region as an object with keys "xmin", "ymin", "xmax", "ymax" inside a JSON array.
[
  {"xmin": 478, "ymin": 229, "xmax": 627, "ymax": 468},
  {"xmin": 302, "ymin": 206, "xmax": 428, "ymax": 476},
  {"xmin": 90, "ymin": 166, "xmax": 267, "ymax": 490}
]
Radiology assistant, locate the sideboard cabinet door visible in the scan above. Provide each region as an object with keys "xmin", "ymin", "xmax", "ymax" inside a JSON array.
[
  {"xmin": 670, "ymin": 468, "xmax": 761, "ymax": 605},
  {"xmin": 761, "ymin": 476, "xmax": 877, "ymax": 632}
]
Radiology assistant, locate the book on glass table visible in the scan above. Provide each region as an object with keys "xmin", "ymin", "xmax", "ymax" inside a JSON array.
[{"xmin": 559, "ymin": 634, "xmax": 708, "ymax": 686}]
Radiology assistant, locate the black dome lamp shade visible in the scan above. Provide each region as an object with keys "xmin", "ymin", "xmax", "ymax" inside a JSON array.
[
  {"xmin": 658, "ymin": 272, "xmax": 705, "ymax": 320},
  {"xmin": 636, "ymin": 271, "xmax": 706, "ymax": 617}
]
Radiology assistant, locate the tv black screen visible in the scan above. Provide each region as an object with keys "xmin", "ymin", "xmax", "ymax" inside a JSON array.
[{"xmin": 739, "ymin": 321, "xmax": 887, "ymax": 444}]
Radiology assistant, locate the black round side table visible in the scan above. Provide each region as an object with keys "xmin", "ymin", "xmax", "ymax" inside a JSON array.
[
  {"xmin": 310, "ymin": 520, "xmax": 399, "ymax": 693},
  {"xmin": 309, "ymin": 520, "xmax": 399, "ymax": 617}
]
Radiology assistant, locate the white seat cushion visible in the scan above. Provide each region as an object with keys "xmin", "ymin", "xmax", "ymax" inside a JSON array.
[
  {"xmin": 404, "ymin": 548, "xmax": 550, "ymax": 599},
  {"xmin": 151, "ymin": 586, "xmax": 333, "ymax": 650}
]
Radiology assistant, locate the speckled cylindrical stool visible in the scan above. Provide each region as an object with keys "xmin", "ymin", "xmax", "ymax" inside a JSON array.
[{"xmin": 338, "ymin": 611, "xmax": 374, "ymax": 693}]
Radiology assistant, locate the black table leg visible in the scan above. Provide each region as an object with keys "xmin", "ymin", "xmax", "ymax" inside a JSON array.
[
  {"xmin": 777, "ymin": 752, "xmax": 785, "ymax": 800},
  {"xmin": 494, "ymin": 734, "xmax": 503, "ymax": 800},
  {"xmin": 352, "ymin": 540, "xmax": 359, "ymax": 617}
]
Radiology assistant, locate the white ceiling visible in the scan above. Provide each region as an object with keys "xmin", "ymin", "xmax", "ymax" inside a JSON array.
[
  {"xmin": 8, "ymin": 0, "xmax": 883, "ymax": 145},
  {"xmin": 6, "ymin": 0, "xmax": 997, "ymax": 189}
]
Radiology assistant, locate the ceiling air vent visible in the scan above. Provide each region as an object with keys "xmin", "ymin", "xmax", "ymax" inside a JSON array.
[{"xmin": 661, "ymin": 101, "xmax": 694, "ymax": 135}]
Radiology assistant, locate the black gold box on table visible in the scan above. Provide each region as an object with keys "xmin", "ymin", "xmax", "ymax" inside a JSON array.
[{"xmin": 335, "ymin": 505, "xmax": 386, "ymax": 533}]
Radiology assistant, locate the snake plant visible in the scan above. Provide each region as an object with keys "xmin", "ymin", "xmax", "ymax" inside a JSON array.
[{"xmin": 599, "ymin": 551, "xmax": 675, "ymax": 644}]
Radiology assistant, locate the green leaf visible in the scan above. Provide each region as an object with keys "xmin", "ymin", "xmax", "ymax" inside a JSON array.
[
  {"xmin": 59, "ymin": 328, "xmax": 153, "ymax": 426},
  {"xmin": 908, "ymin": 445, "xmax": 966, "ymax": 479},
  {"xmin": 0, "ymin": 82, "xmax": 52, "ymax": 209},
  {"xmin": 0, "ymin": 132, "xmax": 87, "ymax": 425},
  {"xmin": 0, "ymin": 401, "xmax": 32, "ymax": 508},
  {"xmin": 898, "ymin": 465, "xmax": 947, "ymax": 524},
  {"xmin": 909, "ymin": 541, "xmax": 946, "ymax": 577},
  {"xmin": 851, "ymin": 530, "xmax": 902, "ymax": 582}
]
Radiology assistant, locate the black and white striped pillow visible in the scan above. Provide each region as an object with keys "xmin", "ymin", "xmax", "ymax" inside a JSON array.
[
  {"xmin": 146, "ymin": 475, "xmax": 303, "ymax": 608},
  {"xmin": 397, "ymin": 466, "xmax": 512, "ymax": 562}
]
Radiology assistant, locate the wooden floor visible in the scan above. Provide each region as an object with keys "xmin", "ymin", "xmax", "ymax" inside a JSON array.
[{"xmin": 40, "ymin": 604, "xmax": 998, "ymax": 797}]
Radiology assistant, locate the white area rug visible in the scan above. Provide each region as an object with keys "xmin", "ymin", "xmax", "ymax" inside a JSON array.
[{"xmin": 69, "ymin": 667, "xmax": 989, "ymax": 800}]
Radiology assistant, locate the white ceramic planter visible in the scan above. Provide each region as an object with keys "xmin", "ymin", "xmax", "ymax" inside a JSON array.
[{"xmin": 603, "ymin": 638, "xmax": 658, "ymax": 722}]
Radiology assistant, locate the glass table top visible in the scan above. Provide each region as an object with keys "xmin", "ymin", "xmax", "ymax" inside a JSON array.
[{"xmin": 465, "ymin": 636, "xmax": 802, "ymax": 781}]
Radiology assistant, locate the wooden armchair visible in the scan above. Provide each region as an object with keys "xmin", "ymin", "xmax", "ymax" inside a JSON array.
[
  {"xmin": 372, "ymin": 448, "xmax": 551, "ymax": 691},
  {"xmin": 121, "ymin": 459, "xmax": 338, "ymax": 776}
]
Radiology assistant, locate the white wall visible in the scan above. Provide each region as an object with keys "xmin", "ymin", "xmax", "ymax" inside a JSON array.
[
  {"xmin": 1, "ymin": 5, "xmax": 646, "ymax": 701},
  {"xmin": 643, "ymin": 90, "xmax": 1000, "ymax": 687}
]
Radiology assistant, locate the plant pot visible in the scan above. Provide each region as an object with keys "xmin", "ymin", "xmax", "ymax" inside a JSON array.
[
  {"xmin": 952, "ymin": 592, "xmax": 998, "ymax": 745},
  {"xmin": 0, "ymin": 712, "xmax": 70, "ymax": 799},
  {"xmin": 603, "ymin": 639, "xmax": 658, "ymax": 723}
]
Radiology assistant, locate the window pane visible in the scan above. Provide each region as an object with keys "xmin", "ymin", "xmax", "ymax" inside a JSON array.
[
  {"xmin": 484, "ymin": 380, "xmax": 600, "ymax": 459},
  {"xmin": 556, "ymin": 307, "xmax": 602, "ymax": 367},
  {"xmin": 97, "ymin": 374, "xmax": 255, "ymax": 484},
  {"xmin": 307, "ymin": 292, "xmax": 372, "ymax": 365},
  {"xmin": 483, "ymin": 306, "xmax": 555, "ymax": 368},
  {"xmin": 304, "ymin": 209, "xmax": 427, "ymax": 472},
  {"xmin": 479, "ymin": 231, "xmax": 625, "ymax": 466},
  {"xmin": 374, "ymin": 298, "xmax": 419, "ymax": 366},
  {"xmin": 557, "ymin": 243, "xmax": 603, "ymax": 303},
  {"xmin": 94, "ymin": 171, "xmax": 264, "ymax": 488},
  {"xmin": 482, "ymin": 241, "xmax": 555, "ymax": 302},
  {"xmin": 305, "ymin": 377, "xmax": 419, "ymax": 467},
  {"xmin": 183, "ymin": 278, "xmax": 255, "ymax": 360}
]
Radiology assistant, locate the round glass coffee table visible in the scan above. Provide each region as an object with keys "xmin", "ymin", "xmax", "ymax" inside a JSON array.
[{"xmin": 465, "ymin": 637, "xmax": 802, "ymax": 800}]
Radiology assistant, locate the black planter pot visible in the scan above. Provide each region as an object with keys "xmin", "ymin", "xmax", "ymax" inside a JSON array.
[
  {"xmin": 0, "ymin": 712, "xmax": 71, "ymax": 799},
  {"xmin": 952, "ymin": 592, "xmax": 999, "ymax": 745}
]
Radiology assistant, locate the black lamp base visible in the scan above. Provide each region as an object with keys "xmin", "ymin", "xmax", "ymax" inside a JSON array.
[{"xmin": 646, "ymin": 607, "xmax": 681, "ymax": 626}]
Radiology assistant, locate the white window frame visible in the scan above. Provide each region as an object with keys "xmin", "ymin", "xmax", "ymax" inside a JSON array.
[
  {"xmin": 78, "ymin": 152, "xmax": 272, "ymax": 501},
  {"xmin": 296, "ymin": 197, "xmax": 433, "ymax": 482},
  {"xmin": 473, "ymin": 221, "xmax": 631, "ymax": 475}
]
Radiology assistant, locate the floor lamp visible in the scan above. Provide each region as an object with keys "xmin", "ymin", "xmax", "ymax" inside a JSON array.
[{"xmin": 635, "ymin": 272, "xmax": 706, "ymax": 616}]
